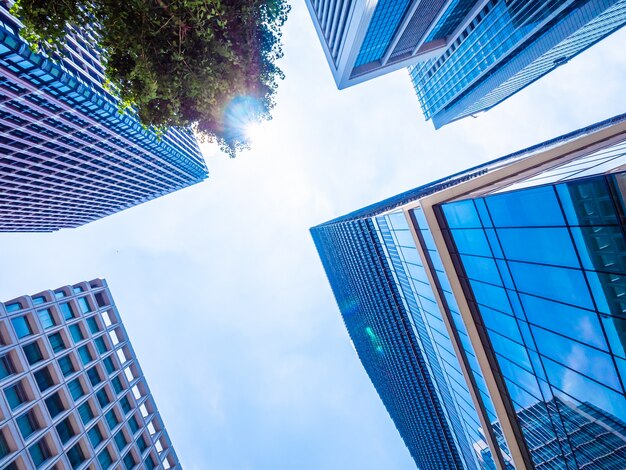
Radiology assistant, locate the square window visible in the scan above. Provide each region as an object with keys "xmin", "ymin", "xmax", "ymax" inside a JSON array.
[
  {"xmin": 111, "ymin": 375, "xmax": 124, "ymax": 395},
  {"xmin": 37, "ymin": 309, "xmax": 55, "ymax": 330},
  {"xmin": 45, "ymin": 392, "xmax": 65, "ymax": 418},
  {"xmin": 78, "ymin": 346, "xmax": 93, "ymax": 365},
  {"xmin": 66, "ymin": 442, "xmax": 85, "ymax": 469},
  {"xmin": 69, "ymin": 324, "xmax": 84, "ymax": 343},
  {"xmin": 114, "ymin": 430, "xmax": 128, "ymax": 451},
  {"xmin": 60, "ymin": 302, "xmax": 75, "ymax": 320},
  {"xmin": 95, "ymin": 336, "xmax": 108, "ymax": 354},
  {"xmin": 23, "ymin": 342, "xmax": 44, "ymax": 365},
  {"xmin": 5, "ymin": 382, "xmax": 28, "ymax": 410},
  {"xmin": 33, "ymin": 367, "xmax": 54, "ymax": 392},
  {"xmin": 103, "ymin": 356, "xmax": 116, "ymax": 375},
  {"xmin": 48, "ymin": 332, "xmax": 66, "ymax": 353},
  {"xmin": 137, "ymin": 434, "xmax": 148, "ymax": 453},
  {"xmin": 17, "ymin": 409, "xmax": 40, "ymax": 439},
  {"xmin": 0, "ymin": 355, "xmax": 15, "ymax": 380},
  {"xmin": 55, "ymin": 417, "xmax": 75, "ymax": 444},
  {"xmin": 96, "ymin": 388, "xmax": 110, "ymax": 408},
  {"xmin": 87, "ymin": 366, "xmax": 101, "ymax": 386},
  {"xmin": 12, "ymin": 316, "xmax": 32, "ymax": 338},
  {"xmin": 67, "ymin": 378, "xmax": 84, "ymax": 401},
  {"xmin": 123, "ymin": 451, "xmax": 136, "ymax": 469},
  {"xmin": 120, "ymin": 395, "xmax": 132, "ymax": 415},
  {"xmin": 88, "ymin": 424, "xmax": 104, "ymax": 448},
  {"xmin": 58, "ymin": 355, "xmax": 76, "ymax": 377},
  {"xmin": 28, "ymin": 438, "xmax": 51, "ymax": 468},
  {"xmin": 128, "ymin": 415, "xmax": 140, "ymax": 434},
  {"xmin": 77, "ymin": 297, "xmax": 91, "ymax": 314},
  {"xmin": 78, "ymin": 401, "xmax": 94, "ymax": 425},
  {"xmin": 105, "ymin": 409, "xmax": 118, "ymax": 430},
  {"xmin": 0, "ymin": 430, "xmax": 10, "ymax": 459},
  {"xmin": 86, "ymin": 316, "xmax": 100, "ymax": 334},
  {"xmin": 98, "ymin": 448, "xmax": 113, "ymax": 469}
]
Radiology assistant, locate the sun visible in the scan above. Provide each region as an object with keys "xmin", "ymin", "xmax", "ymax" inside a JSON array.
[{"xmin": 245, "ymin": 121, "xmax": 266, "ymax": 144}]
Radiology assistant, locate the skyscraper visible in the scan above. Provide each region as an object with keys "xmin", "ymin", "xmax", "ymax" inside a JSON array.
[
  {"xmin": 305, "ymin": 0, "xmax": 626, "ymax": 127},
  {"xmin": 312, "ymin": 113, "xmax": 626, "ymax": 469},
  {"xmin": 0, "ymin": 5, "xmax": 208, "ymax": 232},
  {"xmin": 0, "ymin": 279, "xmax": 180, "ymax": 469}
]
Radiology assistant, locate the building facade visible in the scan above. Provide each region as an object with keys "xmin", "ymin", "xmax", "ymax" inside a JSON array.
[
  {"xmin": 0, "ymin": 5, "xmax": 208, "ymax": 232},
  {"xmin": 305, "ymin": 0, "xmax": 626, "ymax": 127},
  {"xmin": 0, "ymin": 279, "xmax": 180, "ymax": 469},
  {"xmin": 311, "ymin": 113, "xmax": 626, "ymax": 469}
]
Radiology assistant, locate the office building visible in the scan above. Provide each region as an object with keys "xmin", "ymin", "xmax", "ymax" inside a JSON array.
[
  {"xmin": 305, "ymin": 0, "xmax": 626, "ymax": 127},
  {"xmin": 0, "ymin": 5, "xmax": 208, "ymax": 232},
  {"xmin": 0, "ymin": 278, "xmax": 180, "ymax": 469},
  {"xmin": 311, "ymin": 113, "xmax": 626, "ymax": 469}
]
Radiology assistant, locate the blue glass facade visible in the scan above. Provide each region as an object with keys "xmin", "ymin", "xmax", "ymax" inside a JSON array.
[
  {"xmin": 312, "ymin": 219, "xmax": 465, "ymax": 469},
  {"xmin": 0, "ymin": 6, "xmax": 207, "ymax": 232},
  {"xmin": 312, "ymin": 114, "xmax": 626, "ymax": 469},
  {"xmin": 411, "ymin": 0, "xmax": 626, "ymax": 127}
]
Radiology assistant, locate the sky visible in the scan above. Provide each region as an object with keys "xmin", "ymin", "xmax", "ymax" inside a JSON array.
[{"xmin": 1, "ymin": 3, "xmax": 626, "ymax": 469}]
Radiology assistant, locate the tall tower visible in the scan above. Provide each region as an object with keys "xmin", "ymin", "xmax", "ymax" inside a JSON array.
[
  {"xmin": 312, "ymin": 113, "xmax": 626, "ymax": 469},
  {"xmin": 0, "ymin": 279, "xmax": 180, "ymax": 469},
  {"xmin": 0, "ymin": 5, "xmax": 208, "ymax": 232},
  {"xmin": 305, "ymin": 0, "xmax": 626, "ymax": 127}
]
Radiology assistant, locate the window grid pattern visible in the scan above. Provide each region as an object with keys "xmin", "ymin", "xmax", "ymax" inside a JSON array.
[
  {"xmin": 0, "ymin": 280, "xmax": 180, "ymax": 469},
  {"xmin": 441, "ymin": 173, "xmax": 626, "ymax": 468},
  {"xmin": 410, "ymin": 0, "xmax": 626, "ymax": 125},
  {"xmin": 0, "ymin": 6, "xmax": 207, "ymax": 232},
  {"xmin": 373, "ymin": 212, "xmax": 503, "ymax": 470},
  {"xmin": 355, "ymin": 0, "xmax": 413, "ymax": 67},
  {"xmin": 311, "ymin": 219, "xmax": 466, "ymax": 469}
]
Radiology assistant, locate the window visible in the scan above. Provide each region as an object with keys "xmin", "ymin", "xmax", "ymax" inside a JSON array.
[
  {"xmin": 73, "ymin": 286, "xmax": 83, "ymax": 293},
  {"xmin": 137, "ymin": 434, "xmax": 148, "ymax": 453},
  {"xmin": 103, "ymin": 356, "xmax": 116, "ymax": 375},
  {"xmin": 48, "ymin": 332, "xmax": 66, "ymax": 353},
  {"xmin": 67, "ymin": 378, "xmax": 84, "ymax": 401},
  {"xmin": 17, "ymin": 409, "xmax": 39, "ymax": 439},
  {"xmin": 45, "ymin": 392, "xmax": 65, "ymax": 418},
  {"xmin": 66, "ymin": 442, "xmax": 85, "ymax": 469},
  {"xmin": 88, "ymin": 425, "xmax": 104, "ymax": 448},
  {"xmin": 105, "ymin": 409, "xmax": 119, "ymax": 430},
  {"xmin": 123, "ymin": 451, "xmax": 136, "ymax": 469},
  {"xmin": 54, "ymin": 291, "xmax": 66, "ymax": 299},
  {"xmin": 5, "ymin": 382, "xmax": 28, "ymax": 410},
  {"xmin": 55, "ymin": 417, "xmax": 75, "ymax": 444},
  {"xmin": 60, "ymin": 302, "xmax": 75, "ymax": 320},
  {"xmin": 33, "ymin": 368, "xmax": 54, "ymax": 392},
  {"xmin": 37, "ymin": 309, "xmax": 55, "ymax": 330},
  {"xmin": 98, "ymin": 448, "xmax": 113, "ymax": 469},
  {"xmin": 32, "ymin": 296, "xmax": 46, "ymax": 306},
  {"xmin": 95, "ymin": 292, "xmax": 108, "ymax": 308},
  {"xmin": 28, "ymin": 438, "xmax": 51, "ymax": 468},
  {"xmin": 128, "ymin": 415, "xmax": 140, "ymax": 434},
  {"xmin": 78, "ymin": 401, "xmax": 94, "ymax": 425},
  {"xmin": 58, "ymin": 355, "xmax": 76, "ymax": 377},
  {"xmin": 86, "ymin": 316, "xmax": 100, "ymax": 334},
  {"xmin": 95, "ymin": 336, "xmax": 108, "ymax": 354},
  {"xmin": 96, "ymin": 388, "xmax": 110, "ymax": 408},
  {"xmin": 77, "ymin": 297, "xmax": 91, "ymax": 314},
  {"xmin": 145, "ymin": 454, "xmax": 156, "ymax": 470},
  {"xmin": 87, "ymin": 367, "xmax": 101, "ymax": 386},
  {"xmin": 11, "ymin": 316, "xmax": 32, "ymax": 338},
  {"xmin": 120, "ymin": 395, "xmax": 132, "ymax": 415},
  {"xmin": 6, "ymin": 302, "xmax": 22, "ymax": 312},
  {"xmin": 114, "ymin": 430, "xmax": 128, "ymax": 451},
  {"xmin": 111, "ymin": 375, "xmax": 124, "ymax": 395},
  {"xmin": 69, "ymin": 324, "xmax": 84, "ymax": 343},
  {"xmin": 0, "ymin": 430, "xmax": 10, "ymax": 459},
  {"xmin": 78, "ymin": 346, "xmax": 93, "ymax": 365},
  {"xmin": 23, "ymin": 342, "xmax": 44, "ymax": 365},
  {"xmin": 0, "ymin": 355, "xmax": 15, "ymax": 380}
]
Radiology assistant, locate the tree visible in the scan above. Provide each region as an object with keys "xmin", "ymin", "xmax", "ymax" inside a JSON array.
[{"xmin": 11, "ymin": 0, "xmax": 290, "ymax": 156}]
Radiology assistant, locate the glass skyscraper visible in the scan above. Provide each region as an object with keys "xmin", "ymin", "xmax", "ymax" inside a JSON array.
[
  {"xmin": 0, "ymin": 279, "xmax": 180, "ymax": 469},
  {"xmin": 305, "ymin": 0, "xmax": 626, "ymax": 127},
  {"xmin": 312, "ymin": 113, "xmax": 626, "ymax": 469},
  {"xmin": 0, "ymin": 5, "xmax": 208, "ymax": 232}
]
